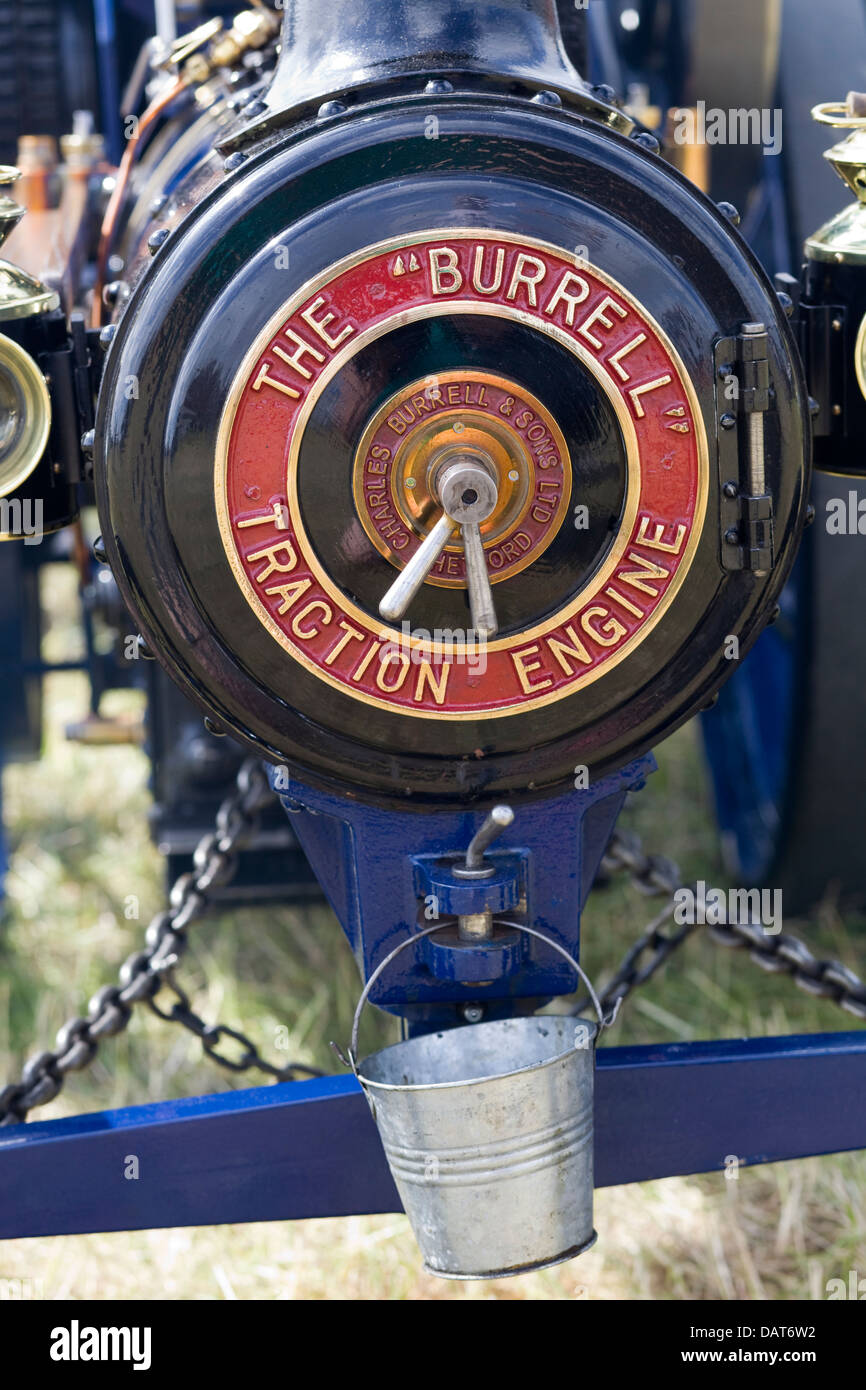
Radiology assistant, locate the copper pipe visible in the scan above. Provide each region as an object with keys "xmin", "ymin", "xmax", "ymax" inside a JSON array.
[{"xmin": 92, "ymin": 76, "xmax": 186, "ymax": 326}]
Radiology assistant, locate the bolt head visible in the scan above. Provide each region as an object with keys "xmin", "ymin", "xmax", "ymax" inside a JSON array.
[
  {"xmin": 720, "ymin": 413, "xmax": 737, "ymax": 430},
  {"xmin": 147, "ymin": 228, "xmax": 170, "ymax": 256},
  {"xmin": 99, "ymin": 324, "xmax": 116, "ymax": 351},
  {"xmin": 634, "ymin": 131, "xmax": 660, "ymax": 153}
]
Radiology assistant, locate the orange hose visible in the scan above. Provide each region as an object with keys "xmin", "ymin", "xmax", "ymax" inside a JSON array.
[{"xmin": 92, "ymin": 77, "xmax": 187, "ymax": 327}]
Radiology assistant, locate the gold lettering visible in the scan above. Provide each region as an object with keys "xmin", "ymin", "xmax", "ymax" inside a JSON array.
[
  {"xmin": 237, "ymin": 501, "xmax": 288, "ymax": 530},
  {"xmin": 511, "ymin": 644, "xmax": 553, "ymax": 694},
  {"xmin": 429, "ymin": 246, "xmax": 463, "ymax": 295},
  {"xmin": 324, "ymin": 620, "xmax": 366, "ymax": 666},
  {"xmin": 291, "ymin": 600, "xmax": 332, "ymax": 639},
  {"xmin": 581, "ymin": 606, "xmax": 626, "ymax": 646},
  {"xmin": 414, "ymin": 661, "xmax": 450, "ymax": 705},
  {"xmin": 273, "ymin": 331, "xmax": 325, "ymax": 381},
  {"xmin": 619, "ymin": 551, "xmax": 670, "ymax": 597},
  {"xmin": 577, "ymin": 295, "xmax": 628, "ymax": 351},
  {"xmin": 264, "ymin": 577, "xmax": 311, "ymax": 613},
  {"xmin": 547, "ymin": 625, "xmax": 592, "ymax": 675},
  {"xmin": 604, "ymin": 584, "xmax": 644, "ymax": 618},
  {"xmin": 472, "ymin": 245, "xmax": 505, "ymax": 295},
  {"xmin": 543, "ymin": 269, "xmax": 590, "ymax": 326},
  {"xmin": 376, "ymin": 651, "xmax": 411, "ymax": 692},
  {"xmin": 300, "ymin": 296, "xmax": 354, "ymax": 350},
  {"xmin": 635, "ymin": 515, "xmax": 687, "ymax": 553},
  {"xmin": 252, "ymin": 362, "xmax": 300, "ymax": 399},
  {"xmin": 628, "ymin": 374, "xmax": 673, "ymax": 418},
  {"xmin": 247, "ymin": 539, "xmax": 299, "ymax": 582},
  {"xmin": 506, "ymin": 253, "xmax": 547, "ymax": 307},
  {"xmin": 607, "ymin": 333, "xmax": 647, "ymax": 382},
  {"xmin": 352, "ymin": 641, "xmax": 382, "ymax": 682}
]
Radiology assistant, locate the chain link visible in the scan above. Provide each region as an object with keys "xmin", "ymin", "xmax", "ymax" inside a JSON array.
[
  {"xmin": 569, "ymin": 830, "xmax": 866, "ymax": 1021},
  {"xmin": 0, "ymin": 758, "xmax": 321, "ymax": 1126},
  {"xmin": 6, "ymin": 792, "xmax": 864, "ymax": 1123}
]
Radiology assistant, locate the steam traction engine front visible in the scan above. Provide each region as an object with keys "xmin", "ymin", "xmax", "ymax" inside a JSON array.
[{"xmin": 2, "ymin": 1, "xmax": 820, "ymax": 1277}]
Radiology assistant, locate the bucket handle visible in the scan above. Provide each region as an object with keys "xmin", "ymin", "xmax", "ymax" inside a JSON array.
[{"xmin": 343, "ymin": 920, "xmax": 610, "ymax": 1075}]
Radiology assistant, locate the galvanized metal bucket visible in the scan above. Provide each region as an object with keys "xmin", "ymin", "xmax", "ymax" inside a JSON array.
[{"xmin": 347, "ymin": 923, "xmax": 607, "ymax": 1280}]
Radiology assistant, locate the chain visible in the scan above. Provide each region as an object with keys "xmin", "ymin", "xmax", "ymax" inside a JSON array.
[
  {"xmin": 569, "ymin": 830, "xmax": 866, "ymax": 1022},
  {"xmin": 0, "ymin": 758, "xmax": 321, "ymax": 1126}
]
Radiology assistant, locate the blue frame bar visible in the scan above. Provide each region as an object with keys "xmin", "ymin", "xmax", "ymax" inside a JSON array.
[{"xmin": 0, "ymin": 1031, "xmax": 863, "ymax": 1239}]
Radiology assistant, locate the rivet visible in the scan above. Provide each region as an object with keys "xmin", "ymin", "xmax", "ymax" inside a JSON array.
[
  {"xmin": 103, "ymin": 280, "xmax": 128, "ymax": 308},
  {"xmin": 717, "ymin": 201, "xmax": 741, "ymax": 226},
  {"xmin": 723, "ymin": 481, "xmax": 739, "ymax": 498},
  {"xmin": 634, "ymin": 130, "xmax": 660, "ymax": 153},
  {"xmin": 204, "ymin": 716, "xmax": 226, "ymax": 736},
  {"xmin": 724, "ymin": 527, "xmax": 740, "ymax": 546},
  {"xmin": 147, "ymin": 227, "xmax": 170, "ymax": 256},
  {"xmin": 720, "ymin": 413, "xmax": 737, "ymax": 430},
  {"xmin": 92, "ymin": 534, "xmax": 107, "ymax": 564},
  {"xmin": 81, "ymin": 429, "xmax": 96, "ymax": 455},
  {"xmin": 223, "ymin": 150, "xmax": 247, "ymax": 172},
  {"xmin": 424, "ymin": 79, "xmax": 453, "ymax": 94},
  {"xmin": 317, "ymin": 100, "xmax": 347, "ymax": 119},
  {"xmin": 532, "ymin": 89, "xmax": 562, "ymax": 106},
  {"xmin": 99, "ymin": 323, "xmax": 116, "ymax": 350}
]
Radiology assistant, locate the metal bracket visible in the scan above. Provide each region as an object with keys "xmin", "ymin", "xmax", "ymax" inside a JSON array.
[
  {"xmin": 714, "ymin": 331, "xmax": 775, "ymax": 573},
  {"xmin": 798, "ymin": 301, "xmax": 847, "ymax": 439}
]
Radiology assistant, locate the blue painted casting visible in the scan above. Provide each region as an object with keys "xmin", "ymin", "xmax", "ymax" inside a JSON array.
[{"xmin": 274, "ymin": 755, "xmax": 655, "ymax": 1028}]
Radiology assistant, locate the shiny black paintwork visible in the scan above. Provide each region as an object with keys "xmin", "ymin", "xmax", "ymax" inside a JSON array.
[{"xmin": 95, "ymin": 94, "xmax": 810, "ymax": 809}]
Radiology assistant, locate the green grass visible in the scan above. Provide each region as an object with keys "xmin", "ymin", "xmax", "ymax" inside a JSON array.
[{"xmin": 0, "ymin": 563, "xmax": 863, "ymax": 1299}]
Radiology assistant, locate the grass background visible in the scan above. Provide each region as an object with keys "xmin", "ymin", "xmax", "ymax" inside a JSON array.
[{"xmin": 0, "ymin": 562, "xmax": 864, "ymax": 1299}]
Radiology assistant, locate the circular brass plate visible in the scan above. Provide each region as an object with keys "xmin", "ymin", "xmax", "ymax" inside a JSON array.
[{"xmin": 352, "ymin": 369, "xmax": 572, "ymax": 586}]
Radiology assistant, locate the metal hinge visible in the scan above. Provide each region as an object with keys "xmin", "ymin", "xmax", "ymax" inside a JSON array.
[{"xmin": 714, "ymin": 326, "xmax": 775, "ymax": 574}]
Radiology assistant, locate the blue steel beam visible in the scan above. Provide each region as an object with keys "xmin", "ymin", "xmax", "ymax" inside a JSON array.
[{"xmin": 0, "ymin": 1031, "xmax": 863, "ymax": 1239}]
